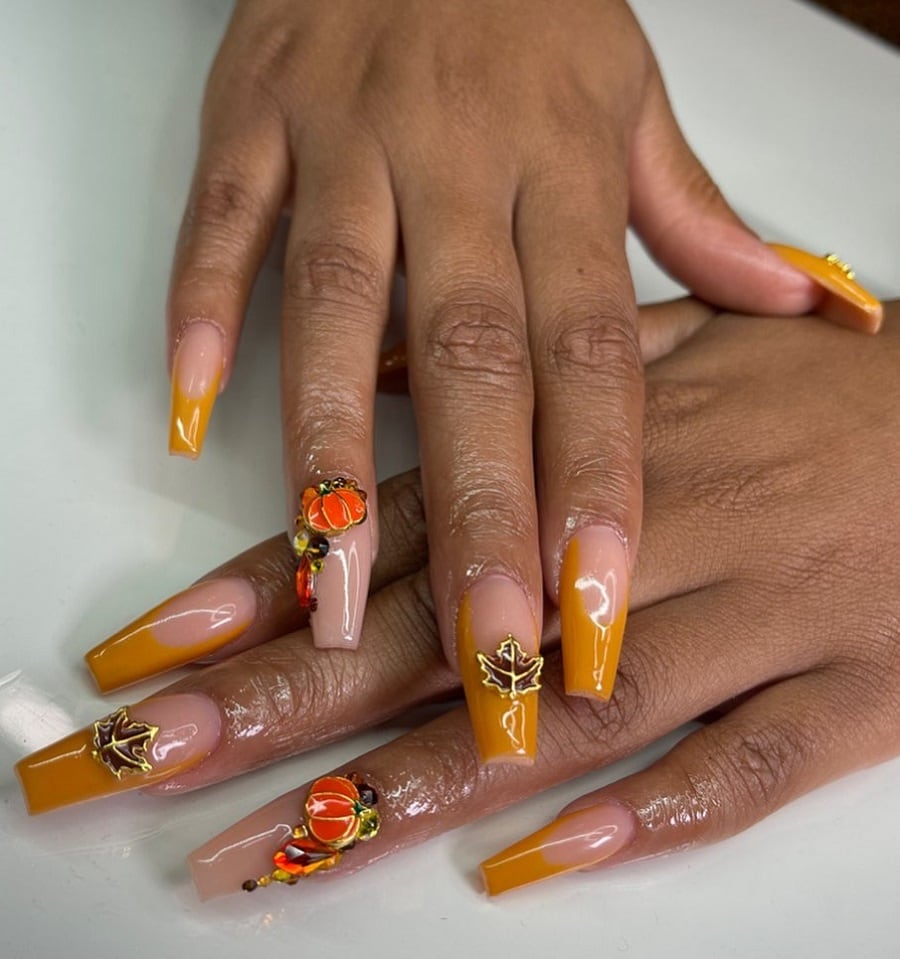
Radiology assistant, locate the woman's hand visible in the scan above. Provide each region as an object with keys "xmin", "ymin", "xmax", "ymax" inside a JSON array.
[
  {"xmin": 163, "ymin": 0, "xmax": 834, "ymax": 753},
  {"xmin": 19, "ymin": 301, "xmax": 899, "ymax": 897}
]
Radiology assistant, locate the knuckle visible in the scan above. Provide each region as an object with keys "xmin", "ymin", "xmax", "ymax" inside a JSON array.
[
  {"xmin": 714, "ymin": 720, "xmax": 815, "ymax": 811},
  {"xmin": 284, "ymin": 238, "xmax": 386, "ymax": 317},
  {"xmin": 185, "ymin": 173, "xmax": 267, "ymax": 238},
  {"xmin": 445, "ymin": 475, "xmax": 533, "ymax": 546},
  {"xmin": 539, "ymin": 297, "xmax": 639, "ymax": 382},
  {"xmin": 552, "ymin": 450, "xmax": 642, "ymax": 516},
  {"xmin": 423, "ymin": 286, "xmax": 528, "ymax": 379},
  {"xmin": 285, "ymin": 389, "xmax": 369, "ymax": 451},
  {"xmin": 686, "ymin": 460, "xmax": 796, "ymax": 519}
]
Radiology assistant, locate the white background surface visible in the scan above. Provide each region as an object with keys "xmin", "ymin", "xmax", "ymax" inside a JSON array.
[{"xmin": 1, "ymin": 1, "xmax": 899, "ymax": 956}]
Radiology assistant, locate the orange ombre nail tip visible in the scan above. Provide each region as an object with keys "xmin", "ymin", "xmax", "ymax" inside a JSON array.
[
  {"xmin": 456, "ymin": 576, "xmax": 543, "ymax": 764},
  {"xmin": 15, "ymin": 694, "xmax": 221, "ymax": 815},
  {"xmin": 85, "ymin": 578, "xmax": 257, "ymax": 693},
  {"xmin": 480, "ymin": 803, "xmax": 636, "ymax": 896},
  {"xmin": 559, "ymin": 527, "xmax": 629, "ymax": 701},
  {"xmin": 168, "ymin": 322, "xmax": 224, "ymax": 458},
  {"xmin": 768, "ymin": 244, "xmax": 883, "ymax": 333}
]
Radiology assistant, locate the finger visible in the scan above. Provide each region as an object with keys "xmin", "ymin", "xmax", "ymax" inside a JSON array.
[
  {"xmin": 401, "ymin": 176, "xmax": 544, "ymax": 765},
  {"xmin": 628, "ymin": 64, "xmax": 830, "ymax": 319},
  {"xmin": 185, "ymin": 583, "xmax": 808, "ymax": 899},
  {"xmin": 517, "ymin": 148, "xmax": 642, "ymax": 702},
  {"xmin": 167, "ymin": 78, "xmax": 289, "ymax": 458},
  {"xmin": 16, "ymin": 557, "xmax": 452, "ymax": 815},
  {"xmin": 482, "ymin": 667, "xmax": 891, "ymax": 895},
  {"xmin": 281, "ymin": 140, "xmax": 397, "ymax": 650},
  {"xmin": 374, "ymin": 298, "xmax": 717, "ymax": 393},
  {"xmin": 83, "ymin": 470, "xmax": 429, "ymax": 692}
]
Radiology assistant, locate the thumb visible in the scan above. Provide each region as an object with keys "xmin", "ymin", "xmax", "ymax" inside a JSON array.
[{"xmin": 628, "ymin": 65, "xmax": 879, "ymax": 332}]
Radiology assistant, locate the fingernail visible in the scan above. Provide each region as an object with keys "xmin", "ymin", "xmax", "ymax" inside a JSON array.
[
  {"xmin": 304, "ymin": 524, "xmax": 369, "ymax": 649},
  {"xmin": 189, "ymin": 772, "xmax": 382, "ymax": 900},
  {"xmin": 480, "ymin": 802, "xmax": 636, "ymax": 896},
  {"xmin": 768, "ymin": 244, "xmax": 883, "ymax": 333},
  {"xmin": 169, "ymin": 321, "xmax": 224, "ymax": 458},
  {"xmin": 294, "ymin": 478, "xmax": 371, "ymax": 650},
  {"xmin": 457, "ymin": 575, "xmax": 543, "ymax": 764},
  {"xmin": 560, "ymin": 525, "xmax": 629, "ymax": 700},
  {"xmin": 84, "ymin": 578, "xmax": 257, "ymax": 692},
  {"xmin": 15, "ymin": 694, "xmax": 221, "ymax": 815}
]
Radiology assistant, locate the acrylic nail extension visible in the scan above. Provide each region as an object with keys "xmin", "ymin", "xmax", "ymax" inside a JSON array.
[
  {"xmin": 559, "ymin": 525, "xmax": 629, "ymax": 700},
  {"xmin": 169, "ymin": 321, "xmax": 224, "ymax": 458},
  {"xmin": 480, "ymin": 803, "xmax": 636, "ymax": 896},
  {"xmin": 189, "ymin": 773, "xmax": 383, "ymax": 900},
  {"xmin": 84, "ymin": 578, "xmax": 256, "ymax": 692},
  {"xmin": 456, "ymin": 575, "xmax": 543, "ymax": 764},
  {"xmin": 768, "ymin": 244, "xmax": 883, "ymax": 333},
  {"xmin": 293, "ymin": 478, "xmax": 371, "ymax": 649},
  {"xmin": 15, "ymin": 694, "xmax": 221, "ymax": 814}
]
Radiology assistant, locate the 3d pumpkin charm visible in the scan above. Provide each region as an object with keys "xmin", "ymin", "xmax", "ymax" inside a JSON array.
[
  {"xmin": 292, "ymin": 478, "xmax": 368, "ymax": 611},
  {"xmin": 243, "ymin": 773, "xmax": 380, "ymax": 891}
]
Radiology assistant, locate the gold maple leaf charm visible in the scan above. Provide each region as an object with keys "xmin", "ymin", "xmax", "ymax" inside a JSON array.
[
  {"xmin": 476, "ymin": 634, "xmax": 543, "ymax": 698},
  {"xmin": 91, "ymin": 706, "xmax": 159, "ymax": 779}
]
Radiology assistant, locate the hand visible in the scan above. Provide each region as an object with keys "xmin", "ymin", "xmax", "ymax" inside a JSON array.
[
  {"xmin": 163, "ymin": 0, "xmax": 840, "ymax": 755},
  {"xmin": 20, "ymin": 301, "xmax": 899, "ymax": 899}
]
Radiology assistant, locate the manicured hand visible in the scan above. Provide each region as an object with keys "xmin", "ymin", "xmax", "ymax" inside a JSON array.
[
  {"xmin": 163, "ymin": 0, "xmax": 863, "ymax": 756},
  {"xmin": 20, "ymin": 301, "xmax": 899, "ymax": 901}
]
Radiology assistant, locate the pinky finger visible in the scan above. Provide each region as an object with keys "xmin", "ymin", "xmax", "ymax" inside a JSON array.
[{"xmin": 481, "ymin": 669, "xmax": 884, "ymax": 895}]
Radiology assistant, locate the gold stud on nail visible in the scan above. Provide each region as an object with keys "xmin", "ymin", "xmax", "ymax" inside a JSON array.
[{"xmin": 824, "ymin": 253, "xmax": 856, "ymax": 281}]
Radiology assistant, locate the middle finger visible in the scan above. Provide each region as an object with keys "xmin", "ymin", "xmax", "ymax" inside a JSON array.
[{"xmin": 400, "ymin": 169, "xmax": 543, "ymax": 765}]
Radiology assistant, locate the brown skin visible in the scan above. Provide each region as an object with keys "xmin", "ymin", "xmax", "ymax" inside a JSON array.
[
  {"xmin": 146, "ymin": 301, "xmax": 900, "ymax": 877},
  {"xmin": 167, "ymin": 0, "xmax": 820, "ymax": 675}
]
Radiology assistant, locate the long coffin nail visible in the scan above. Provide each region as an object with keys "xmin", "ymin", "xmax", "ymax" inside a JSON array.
[
  {"xmin": 15, "ymin": 694, "xmax": 221, "ymax": 814},
  {"xmin": 84, "ymin": 578, "xmax": 257, "ymax": 692},
  {"xmin": 293, "ymin": 477, "xmax": 371, "ymax": 649},
  {"xmin": 169, "ymin": 321, "xmax": 224, "ymax": 458},
  {"xmin": 768, "ymin": 244, "xmax": 883, "ymax": 333},
  {"xmin": 189, "ymin": 772, "xmax": 382, "ymax": 900},
  {"xmin": 457, "ymin": 575, "xmax": 543, "ymax": 764},
  {"xmin": 560, "ymin": 525, "xmax": 628, "ymax": 700},
  {"xmin": 480, "ymin": 803, "xmax": 636, "ymax": 896}
]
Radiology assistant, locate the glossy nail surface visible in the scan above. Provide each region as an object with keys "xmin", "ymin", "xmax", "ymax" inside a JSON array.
[
  {"xmin": 169, "ymin": 321, "xmax": 224, "ymax": 458},
  {"xmin": 560, "ymin": 525, "xmax": 628, "ymax": 700},
  {"xmin": 480, "ymin": 803, "xmax": 636, "ymax": 896},
  {"xmin": 768, "ymin": 244, "xmax": 883, "ymax": 333},
  {"xmin": 15, "ymin": 694, "xmax": 221, "ymax": 814},
  {"xmin": 457, "ymin": 575, "xmax": 542, "ymax": 764},
  {"xmin": 85, "ymin": 578, "xmax": 256, "ymax": 692},
  {"xmin": 309, "ymin": 524, "xmax": 371, "ymax": 649}
]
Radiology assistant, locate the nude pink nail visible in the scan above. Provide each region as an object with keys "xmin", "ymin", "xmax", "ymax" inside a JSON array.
[{"xmin": 310, "ymin": 524, "xmax": 372, "ymax": 649}]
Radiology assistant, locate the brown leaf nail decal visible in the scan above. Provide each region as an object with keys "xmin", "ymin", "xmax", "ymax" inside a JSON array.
[
  {"xmin": 476, "ymin": 634, "xmax": 543, "ymax": 698},
  {"xmin": 91, "ymin": 706, "xmax": 160, "ymax": 778}
]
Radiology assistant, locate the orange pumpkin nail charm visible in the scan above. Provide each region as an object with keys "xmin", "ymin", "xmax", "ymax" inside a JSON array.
[
  {"xmin": 293, "ymin": 478, "xmax": 368, "ymax": 611},
  {"xmin": 242, "ymin": 773, "xmax": 380, "ymax": 891}
]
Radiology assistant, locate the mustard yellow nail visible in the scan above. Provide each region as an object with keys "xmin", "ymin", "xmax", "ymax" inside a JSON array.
[
  {"xmin": 15, "ymin": 696, "xmax": 221, "ymax": 815},
  {"xmin": 169, "ymin": 322, "xmax": 224, "ymax": 457},
  {"xmin": 768, "ymin": 244, "xmax": 883, "ymax": 333},
  {"xmin": 559, "ymin": 527, "xmax": 628, "ymax": 700},
  {"xmin": 480, "ymin": 803, "xmax": 636, "ymax": 896},
  {"xmin": 457, "ymin": 576, "xmax": 542, "ymax": 764},
  {"xmin": 85, "ymin": 578, "xmax": 256, "ymax": 692}
]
